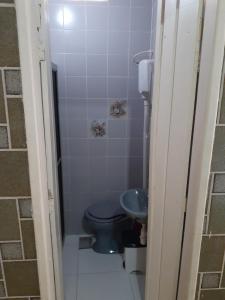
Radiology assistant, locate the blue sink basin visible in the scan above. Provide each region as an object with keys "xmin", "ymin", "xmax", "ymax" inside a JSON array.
[{"xmin": 120, "ymin": 189, "xmax": 148, "ymax": 221}]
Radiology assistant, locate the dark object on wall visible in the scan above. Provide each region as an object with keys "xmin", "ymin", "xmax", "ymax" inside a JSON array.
[{"xmin": 52, "ymin": 64, "xmax": 65, "ymax": 241}]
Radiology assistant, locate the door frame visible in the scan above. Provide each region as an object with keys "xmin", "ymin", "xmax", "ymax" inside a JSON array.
[
  {"xmin": 14, "ymin": 0, "xmax": 225, "ymax": 300},
  {"xmin": 15, "ymin": 0, "xmax": 63, "ymax": 299},
  {"xmin": 177, "ymin": 1, "xmax": 225, "ymax": 299}
]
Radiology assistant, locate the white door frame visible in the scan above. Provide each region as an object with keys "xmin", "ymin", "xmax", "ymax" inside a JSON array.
[
  {"xmin": 15, "ymin": 0, "xmax": 63, "ymax": 299},
  {"xmin": 177, "ymin": 1, "xmax": 225, "ymax": 299},
  {"xmin": 14, "ymin": 0, "xmax": 225, "ymax": 300},
  {"xmin": 146, "ymin": 0, "xmax": 203, "ymax": 299}
]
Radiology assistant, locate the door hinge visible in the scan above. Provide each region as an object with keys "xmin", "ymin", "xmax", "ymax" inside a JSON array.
[{"xmin": 38, "ymin": 44, "xmax": 46, "ymax": 61}]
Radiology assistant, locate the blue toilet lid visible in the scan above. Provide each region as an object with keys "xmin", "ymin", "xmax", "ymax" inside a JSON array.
[{"xmin": 87, "ymin": 201, "xmax": 125, "ymax": 220}]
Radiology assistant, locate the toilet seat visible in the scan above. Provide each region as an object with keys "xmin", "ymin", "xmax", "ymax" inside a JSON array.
[{"xmin": 85, "ymin": 201, "xmax": 126, "ymax": 223}]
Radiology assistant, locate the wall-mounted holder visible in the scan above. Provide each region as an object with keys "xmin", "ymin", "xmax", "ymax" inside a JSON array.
[
  {"xmin": 91, "ymin": 120, "xmax": 106, "ymax": 137},
  {"xmin": 110, "ymin": 101, "xmax": 127, "ymax": 118}
]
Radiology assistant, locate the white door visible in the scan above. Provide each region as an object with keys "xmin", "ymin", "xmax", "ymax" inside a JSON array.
[
  {"xmin": 38, "ymin": 2, "xmax": 64, "ymax": 299},
  {"xmin": 146, "ymin": 0, "xmax": 204, "ymax": 299}
]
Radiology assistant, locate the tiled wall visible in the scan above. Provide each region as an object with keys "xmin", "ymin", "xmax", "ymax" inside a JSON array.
[
  {"xmin": 195, "ymin": 64, "xmax": 225, "ymax": 299},
  {"xmin": 0, "ymin": 2, "xmax": 40, "ymax": 299},
  {"xmin": 49, "ymin": 0, "xmax": 156, "ymax": 233}
]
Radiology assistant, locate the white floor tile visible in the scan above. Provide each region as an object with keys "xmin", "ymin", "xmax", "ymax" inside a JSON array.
[
  {"xmin": 64, "ymin": 275, "xmax": 77, "ymax": 300},
  {"xmin": 64, "ymin": 234, "xmax": 79, "ymax": 247},
  {"xmin": 129, "ymin": 274, "xmax": 145, "ymax": 300},
  {"xmin": 78, "ymin": 249, "xmax": 123, "ymax": 274},
  {"xmin": 77, "ymin": 272, "xmax": 134, "ymax": 300},
  {"xmin": 63, "ymin": 235, "xmax": 79, "ymax": 276}
]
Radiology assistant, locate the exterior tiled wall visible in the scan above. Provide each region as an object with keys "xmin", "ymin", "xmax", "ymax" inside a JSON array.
[
  {"xmin": 195, "ymin": 65, "xmax": 225, "ymax": 299},
  {"xmin": 0, "ymin": 2, "xmax": 40, "ymax": 299}
]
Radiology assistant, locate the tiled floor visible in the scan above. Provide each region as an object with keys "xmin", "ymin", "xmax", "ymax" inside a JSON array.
[{"xmin": 63, "ymin": 235, "xmax": 145, "ymax": 300}]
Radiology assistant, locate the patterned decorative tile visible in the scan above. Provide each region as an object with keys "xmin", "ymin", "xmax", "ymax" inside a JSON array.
[
  {"xmin": 0, "ymin": 243, "xmax": 23, "ymax": 260},
  {"xmin": 201, "ymin": 273, "xmax": 220, "ymax": 289},
  {"xmin": 4, "ymin": 70, "xmax": 22, "ymax": 95},
  {"xmin": 0, "ymin": 126, "xmax": 8, "ymax": 149},
  {"xmin": 110, "ymin": 100, "xmax": 127, "ymax": 118},
  {"xmin": 18, "ymin": 198, "xmax": 32, "ymax": 218},
  {"xmin": 91, "ymin": 120, "xmax": 106, "ymax": 137}
]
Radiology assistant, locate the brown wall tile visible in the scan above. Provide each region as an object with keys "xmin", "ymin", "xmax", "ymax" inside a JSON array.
[
  {"xmin": 0, "ymin": 265, "xmax": 2, "ymax": 279},
  {"xmin": 208, "ymin": 195, "xmax": 225, "ymax": 234},
  {"xmin": 201, "ymin": 273, "xmax": 220, "ymax": 288},
  {"xmin": 0, "ymin": 0, "xmax": 14, "ymax": 2},
  {"xmin": 19, "ymin": 198, "xmax": 32, "ymax": 218},
  {"xmin": 0, "ymin": 126, "xmax": 9, "ymax": 149},
  {"xmin": 0, "ymin": 199, "xmax": 20, "ymax": 241},
  {"xmin": 0, "ymin": 71, "xmax": 6, "ymax": 123},
  {"xmin": 0, "ymin": 151, "xmax": 30, "ymax": 196},
  {"xmin": 4, "ymin": 261, "xmax": 40, "ymax": 296},
  {"xmin": 21, "ymin": 220, "xmax": 36, "ymax": 259},
  {"xmin": 0, "ymin": 243, "xmax": 23, "ymax": 260},
  {"xmin": 5, "ymin": 70, "xmax": 22, "ymax": 96},
  {"xmin": 200, "ymin": 289, "xmax": 225, "ymax": 300},
  {"xmin": 0, "ymin": 281, "xmax": 6, "ymax": 297},
  {"xmin": 211, "ymin": 127, "xmax": 225, "ymax": 171},
  {"xmin": 0, "ymin": 8, "xmax": 19, "ymax": 67},
  {"xmin": 199, "ymin": 236, "xmax": 225, "ymax": 272},
  {"xmin": 8, "ymin": 99, "xmax": 26, "ymax": 148},
  {"xmin": 219, "ymin": 79, "xmax": 225, "ymax": 124}
]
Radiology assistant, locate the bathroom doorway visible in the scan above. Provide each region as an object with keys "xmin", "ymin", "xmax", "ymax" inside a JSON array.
[
  {"xmin": 47, "ymin": 0, "xmax": 156, "ymax": 298},
  {"xmin": 15, "ymin": 0, "xmax": 225, "ymax": 300}
]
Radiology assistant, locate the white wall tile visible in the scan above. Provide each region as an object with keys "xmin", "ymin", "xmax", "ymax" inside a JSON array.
[
  {"xmin": 109, "ymin": 6, "xmax": 131, "ymax": 31},
  {"xmin": 86, "ymin": 6, "xmax": 109, "ymax": 30},
  {"xmin": 65, "ymin": 54, "xmax": 86, "ymax": 76},
  {"xmin": 64, "ymin": 30, "xmax": 85, "ymax": 53},
  {"xmin": 87, "ymin": 55, "xmax": 107, "ymax": 76}
]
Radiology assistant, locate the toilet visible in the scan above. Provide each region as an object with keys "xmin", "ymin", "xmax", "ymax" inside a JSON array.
[{"xmin": 83, "ymin": 200, "xmax": 129, "ymax": 254}]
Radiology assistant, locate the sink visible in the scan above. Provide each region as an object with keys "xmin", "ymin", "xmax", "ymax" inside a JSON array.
[{"xmin": 120, "ymin": 189, "xmax": 148, "ymax": 221}]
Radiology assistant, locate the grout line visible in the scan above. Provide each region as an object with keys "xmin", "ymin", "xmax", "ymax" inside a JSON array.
[
  {"xmin": 219, "ymin": 250, "xmax": 225, "ymax": 287},
  {"xmin": 197, "ymin": 273, "xmax": 203, "ymax": 300},
  {"xmin": 6, "ymin": 95, "xmax": 23, "ymax": 99},
  {"xmin": 15, "ymin": 199, "xmax": 25, "ymax": 260},
  {"xmin": 0, "ymin": 247, "xmax": 8, "ymax": 297},
  {"xmin": 205, "ymin": 173, "xmax": 214, "ymax": 234},
  {"xmin": 0, "ymin": 197, "xmax": 31, "ymax": 200},
  {"xmin": 202, "ymin": 234, "xmax": 225, "ymax": 237},
  {"xmin": 0, "ymin": 296, "xmax": 40, "ymax": 299},
  {"xmin": 0, "ymin": 67, "xmax": 20, "ymax": 71},
  {"xmin": 1, "ymin": 70, "xmax": 12, "ymax": 149},
  {"xmin": 0, "ymin": 148, "xmax": 27, "ymax": 152},
  {"xmin": 2, "ymin": 259, "xmax": 37, "ymax": 263},
  {"xmin": 0, "ymin": 3, "xmax": 15, "ymax": 8}
]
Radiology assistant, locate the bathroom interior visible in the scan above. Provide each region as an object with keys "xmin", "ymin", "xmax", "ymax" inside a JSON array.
[{"xmin": 48, "ymin": 0, "xmax": 157, "ymax": 299}]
